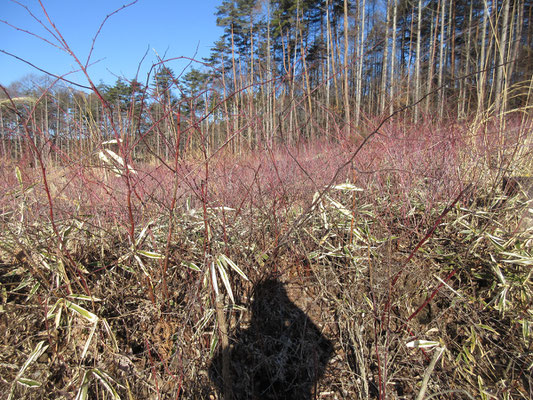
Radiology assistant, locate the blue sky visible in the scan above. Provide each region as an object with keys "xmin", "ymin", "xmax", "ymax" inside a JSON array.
[{"xmin": 0, "ymin": 0, "xmax": 224, "ymax": 88}]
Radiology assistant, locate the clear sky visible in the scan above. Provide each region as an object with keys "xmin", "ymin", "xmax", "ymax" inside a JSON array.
[{"xmin": 0, "ymin": 0, "xmax": 224, "ymax": 89}]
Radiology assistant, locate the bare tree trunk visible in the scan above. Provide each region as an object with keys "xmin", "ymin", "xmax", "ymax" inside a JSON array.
[
  {"xmin": 477, "ymin": 0, "xmax": 490, "ymax": 114},
  {"xmin": 248, "ymin": 13, "xmax": 255, "ymax": 149},
  {"xmin": 460, "ymin": 2, "xmax": 474, "ymax": 117},
  {"xmin": 507, "ymin": 0, "xmax": 523, "ymax": 92},
  {"xmin": 230, "ymin": 25, "xmax": 240, "ymax": 153},
  {"xmin": 406, "ymin": 8, "xmax": 415, "ymax": 111},
  {"xmin": 343, "ymin": 0, "xmax": 351, "ymax": 128},
  {"xmin": 56, "ymin": 94, "xmax": 61, "ymax": 163},
  {"xmin": 389, "ymin": 0, "xmax": 398, "ymax": 115},
  {"xmin": 220, "ymin": 49, "xmax": 231, "ymax": 151},
  {"xmin": 266, "ymin": 3, "xmax": 274, "ymax": 147},
  {"xmin": 288, "ymin": 2, "xmax": 301, "ymax": 145},
  {"xmin": 414, "ymin": 0, "xmax": 423, "ymax": 123},
  {"xmin": 298, "ymin": 8, "xmax": 313, "ymax": 140},
  {"xmin": 425, "ymin": 4, "xmax": 438, "ymax": 115},
  {"xmin": 437, "ymin": 0, "xmax": 446, "ymax": 119},
  {"xmin": 495, "ymin": 0, "xmax": 511, "ymax": 119},
  {"xmin": 443, "ymin": 0, "xmax": 455, "ymax": 115},
  {"xmin": 380, "ymin": 0, "xmax": 391, "ymax": 114},
  {"xmin": 43, "ymin": 95, "xmax": 49, "ymax": 165},
  {"xmin": 449, "ymin": 0, "xmax": 456, "ymax": 84},
  {"xmin": 355, "ymin": 0, "xmax": 366, "ymax": 127},
  {"xmin": 0, "ymin": 107, "xmax": 5, "ymax": 158},
  {"xmin": 326, "ymin": 0, "xmax": 331, "ymax": 134},
  {"xmin": 332, "ymin": 15, "xmax": 341, "ymax": 110}
]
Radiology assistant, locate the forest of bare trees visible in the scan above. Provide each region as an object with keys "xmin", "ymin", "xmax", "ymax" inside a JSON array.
[
  {"xmin": 2, "ymin": 3, "xmax": 532, "ymax": 398},
  {"xmin": 1, "ymin": 0, "xmax": 532, "ymax": 161}
]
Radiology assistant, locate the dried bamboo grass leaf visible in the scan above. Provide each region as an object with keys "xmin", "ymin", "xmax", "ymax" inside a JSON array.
[
  {"xmin": 332, "ymin": 183, "xmax": 364, "ymax": 191},
  {"xmin": 99, "ymin": 318, "xmax": 119, "ymax": 352},
  {"xmin": 91, "ymin": 368, "xmax": 121, "ymax": 399},
  {"xmin": 210, "ymin": 261, "xmax": 219, "ymax": 297},
  {"xmin": 64, "ymin": 300, "xmax": 98, "ymax": 324},
  {"xmin": 182, "ymin": 261, "xmax": 201, "ymax": 271},
  {"xmin": 137, "ymin": 249, "xmax": 164, "ymax": 259},
  {"xmin": 218, "ymin": 254, "xmax": 249, "ymax": 281},
  {"xmin": 215, "ymin": 258, "xmax": 234, "ymax": 303},
  {"xmin": 75, "ymin": 370, "xmax": 91, "ymax": 400},
  {"xmin": 8, "ymin": 340, "xmax": 49, "ymax": 400},
  {"xmin": 16, "ymin": 377, "xmax": 42, "ymax": 387},
  {"xmin": 406, "ymin": 339, "xmax": 441, "ymax": 349},
  {"xmin": 80, "ymin": 322, "xmax": 97, "ymax": 361}
]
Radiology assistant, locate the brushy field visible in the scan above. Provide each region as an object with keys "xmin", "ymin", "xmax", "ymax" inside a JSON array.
[{"xmin": 0, "ymin": 116, "xmax": 532, "ymax": 399}]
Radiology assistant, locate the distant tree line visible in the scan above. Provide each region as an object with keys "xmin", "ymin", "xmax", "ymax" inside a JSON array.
[{"xmin": 1, "ymin": 0, "xmax": 531, "ymax": 162}]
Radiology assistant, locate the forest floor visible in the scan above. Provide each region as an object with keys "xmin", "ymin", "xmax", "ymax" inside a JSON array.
[{"xmin": 0, "ymin": 118, "xmax": 532, "ymax": 399}]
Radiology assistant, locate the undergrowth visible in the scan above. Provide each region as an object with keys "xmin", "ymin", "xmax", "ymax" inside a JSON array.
[{"xmin": 0, "ymin": 116, "xmax": 532, "ymax": 399}]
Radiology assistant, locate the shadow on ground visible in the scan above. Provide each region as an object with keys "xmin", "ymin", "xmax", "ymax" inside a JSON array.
[{"xmin": 209, "ymin": 278, "xmax": 333, "ymax": 399}]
